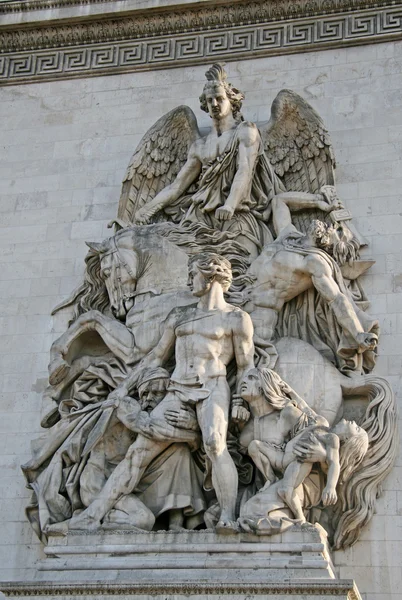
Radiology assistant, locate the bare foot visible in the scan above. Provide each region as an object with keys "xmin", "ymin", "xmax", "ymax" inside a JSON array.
[
  {"xmin": 237, "ymin": 517, "xmax": 256, "ymax": 534},
  {"xmin": 48, "ymin": 357, "xmax": 70, "ymax": 386},
  {"xmin": 215, "ymin": 519, "xmax": 239, "ymax": 535},
  {"xmin": 44, "ymin": 520, "xmax": 69, "ymax": 536},
  {"xmin": 69, "ymin": 512, "xmax": 101, "ymax": 531}
]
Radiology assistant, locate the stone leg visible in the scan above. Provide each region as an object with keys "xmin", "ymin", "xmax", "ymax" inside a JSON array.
[
  {"xmin": 70, "ymin": 436, "xmax": 171, "ymax": 530},
  {"xmin": 277, "ymin": 461, "xmax": 313, "ymax": 522},
  {"xmin": 196, "ymin": 379, "xmax": 238, "ymax": 532},
  {"xmin": 247, "ymin": 440, "xmax": 280, "ymax": 491}
]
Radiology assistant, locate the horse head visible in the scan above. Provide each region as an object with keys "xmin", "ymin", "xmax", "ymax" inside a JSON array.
[
  {"xmin": 87, "ymin": 228, "xmax": 146, "ymax": 321},
  {"xmin": 86, "ymin": 225, "xmax": 191, "ymax": 321}
]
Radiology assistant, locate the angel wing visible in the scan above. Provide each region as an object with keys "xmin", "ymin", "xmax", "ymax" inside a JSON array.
[
  {"xmin": 260, "ymin": 89, "xmax": 367, "ymax": 247},
  {"xmin": 260, "ymin": 89, "xmax": 335, "ymax": 195},
  {"xmin": 117, "ymin": 105, "xmax": 201, "ymax": 225}
]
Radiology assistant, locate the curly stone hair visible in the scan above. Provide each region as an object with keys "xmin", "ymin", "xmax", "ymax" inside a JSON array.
[
  {"xmin": 188, "ymin": 252, "xmax": 233, "ymax": 292},
  {"xmin": 199, "ymin": 63, "xmax": 245, "ymax": 119},
  {"xmin": 308, "ymin": 219, "xmax": 359, "ymax": 266}
]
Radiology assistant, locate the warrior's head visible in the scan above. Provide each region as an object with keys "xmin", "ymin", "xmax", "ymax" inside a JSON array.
[
  {"xmin": 199, "ymin": 63, "xmax": 244, "ymax": 121},
  {"xmin": 188, "ymin": 252, "xmax": 233, "ymax": 296},
  {"xmin": 308, "ymin": 219, "xmax": 359, "ymax": 266},
  {"xmin": 137, "ymin": 367, "xmax": 170, "ymax": 411}
]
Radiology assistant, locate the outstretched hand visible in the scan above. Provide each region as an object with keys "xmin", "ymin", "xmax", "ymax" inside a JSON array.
[
  {"xmin": 102, "ymin": 394, "xmax": 121, "ymax": 409},
  {"xmin": 231, "ymin": 405, "xmax": 250, "ymax": 424},
  {"xmin": 135, "ymin": 206, "xmax": 154, "ymax": 225},
  {"xmin": 215, "ymin": 205, "xmax": 234, "ymax": 221},
  {"xmin": 319, "ymin": 185, "xmax": 344, "ymax": 212},
  {"xmin": 321, "ymin": 486, "xmax": 337, "ymax": 506}
]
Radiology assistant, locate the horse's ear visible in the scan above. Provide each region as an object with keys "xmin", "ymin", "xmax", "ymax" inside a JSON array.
[{"xmin": 86, "ymin": 241, "xmax": 103, "ymax": 252}]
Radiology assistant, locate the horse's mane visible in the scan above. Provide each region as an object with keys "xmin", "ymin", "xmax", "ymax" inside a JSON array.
[
  {"xmin": 152, "ymin": 221, "xmax": 250, "ymax": 280},
  {"xmin": 52, "ymin": 247, "xmax": 111, "ymax": 325},
  {"xmin": 52, "ymin": 222, "xmax": 251, "ymax": 324}
]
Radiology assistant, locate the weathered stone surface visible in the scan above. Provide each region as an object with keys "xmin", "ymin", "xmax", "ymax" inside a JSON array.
[{"xmin": 0, "ymin": 37, "xmax": 401, "ymax": 600}]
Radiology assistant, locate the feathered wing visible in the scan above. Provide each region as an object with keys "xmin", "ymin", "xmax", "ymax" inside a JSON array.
[
  {"xmin": 260, "ymin": 89, "xmax": 335, "ymax": 194},
  {"xmin": 117, "ymin": 105, "xmax": 201, "ymax": 225},
  {"xmin": 260, "ymin": 89, "xmax": 337, "ymax": 235}
]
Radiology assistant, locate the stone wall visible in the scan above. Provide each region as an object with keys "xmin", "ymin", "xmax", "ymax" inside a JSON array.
[{"xmin": 0, "ymin": 41, "xmax": 401, "ymax": 599}]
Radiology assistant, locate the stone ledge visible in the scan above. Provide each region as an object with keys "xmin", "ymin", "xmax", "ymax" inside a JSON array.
[
  {"xmin": 0, "ymin": 0, "xmax": 401, "ymax": 85},
  {"xmin": 0, "ymin": 580, "xmax": 362, "ymax": 598},
  {"xmin": 7, "ymin": 527, "xmax": 337, "ymax": 585}
]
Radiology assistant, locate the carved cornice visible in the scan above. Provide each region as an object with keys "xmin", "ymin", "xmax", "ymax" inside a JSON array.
[
  {"xmin": 0, "ymin": 0, "xmax": 401, "ymax": 84},
  {"xmin": 0, "ymin": 0, "xmax": 398, "ymax": 16},
  {"xmin": 0, "ymin": 0, "xmax": 123, "ymax": 13},
  {"xmin": 0, "ymin": 580, "xmax": 362, "ymax": 599},
  {"xmin": 1, "ymin": 0, "xmax": 401, "ymax": 49}
]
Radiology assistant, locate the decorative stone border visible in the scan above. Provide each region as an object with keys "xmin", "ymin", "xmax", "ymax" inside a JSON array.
[
  {"xmin": 1, "ymin": 1, "xmax": 401, "ymax": 85},
  {"xmin": 0, "ymin": 580, "xmax": 362, "ymax": 599}
]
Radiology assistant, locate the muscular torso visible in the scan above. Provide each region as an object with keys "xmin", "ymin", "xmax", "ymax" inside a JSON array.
[
  {"xmin": 192, "ymin": 121, "xmax": 259, "ymax": 167},
  {"xmin": 193, "ymin": 126, "xmax": 238, "ymax": 165},
  {"xmin": 170, "ymin": 306, "xmax": 238, "ymax": 384},
  {"xmin": 247, "ymin": 244, "xmax": 315, "ymax": 311}
]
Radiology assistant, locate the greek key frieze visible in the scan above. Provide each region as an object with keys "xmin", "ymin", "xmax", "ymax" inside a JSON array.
[{"xmin": 1, "ymin": 7, "xmax": 401, "ymax": 84}]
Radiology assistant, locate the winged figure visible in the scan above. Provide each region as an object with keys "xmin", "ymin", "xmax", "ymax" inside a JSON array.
[
  {"xmin": 117, "ymin": 64, "xmax": 356, "ymax": 263},
  {"xmin": 118, "ymin": 63, "xmax": 287, "ymax": 261}
]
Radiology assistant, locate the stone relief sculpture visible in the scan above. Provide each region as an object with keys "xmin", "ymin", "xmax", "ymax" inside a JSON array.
[{"xmin": 22, "ymin": 63, "xmax": 397, "ymax": 551}]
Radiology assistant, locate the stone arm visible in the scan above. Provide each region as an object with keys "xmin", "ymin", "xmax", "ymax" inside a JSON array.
[
  {"xmin": 232, "ymin": 311, "xmax": 255, "ymax": 423},
  {"xmin": 215, "ymin": 123, "xmax": 260, "ymax": 221},
  {"xmin": 115, "ymin": 397, "xmax": 156, "ymax": 438},
  {"xmin": 272, "ymin": 186, "xmax": 341, "ymax": 237},
  {"xmin": 307, "ymin": 255, "xmax": 376, "ymax": 352},
  {"xmin": 282, "ymin": 385, "xmax": 329, "ymax": 427},
  {"xmin": 320, "ymin": 433, "xmax": 340, "ymax": 506},
  {"xmin": 135, "ymin": 145, "xmax": 202, "ymax": 224},
  {"xmin": 107, "ymin": 315, "xmax": 177, "ymax": 400}
]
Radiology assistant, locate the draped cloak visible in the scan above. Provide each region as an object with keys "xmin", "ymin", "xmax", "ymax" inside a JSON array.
[
  {"xmin": 22, "ymin": 358, "xmax": 206, "ymax": 541},
  {"xmin": 164, "ymin": 121, "xmax": 285, "ymax": 260}
]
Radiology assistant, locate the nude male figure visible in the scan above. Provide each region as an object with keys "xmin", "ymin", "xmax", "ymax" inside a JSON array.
[
  {"xmin": 235, "ymin": 190, "xmax": 377, "ymax": 356},
  {"xmin": 71, "ymin": 253, "xmax": 254, "ymax": 532}
]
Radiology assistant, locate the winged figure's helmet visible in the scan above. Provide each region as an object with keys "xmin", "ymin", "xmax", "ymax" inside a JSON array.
[{"xmin": 199, "ymin": 63, "xmax": 245, "ymax": 120}]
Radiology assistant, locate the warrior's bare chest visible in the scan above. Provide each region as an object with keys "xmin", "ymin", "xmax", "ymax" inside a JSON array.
[
  {"xmin": 199, "ymin": 130, "xmax": 235, "ymax": 163},
  {"xmin": 175, "ymin": 313, "xmax": 230, "ymax": 340}
]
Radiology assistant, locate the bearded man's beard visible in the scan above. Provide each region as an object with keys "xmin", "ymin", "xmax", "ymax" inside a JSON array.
[{"xmin": 332, "ymin": 239, "xmax": 359, "ymax": 266}]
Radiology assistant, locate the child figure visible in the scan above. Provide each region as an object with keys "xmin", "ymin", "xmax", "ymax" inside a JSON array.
[{"xmin": 249, "ymin": 416, "xmax": 369, "ymax": 522}]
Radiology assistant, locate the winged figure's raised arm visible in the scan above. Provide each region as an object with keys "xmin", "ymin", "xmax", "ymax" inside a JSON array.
[{"xmin": 117, "ymin": 105, "xmax": 201, "ymax": 225}]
